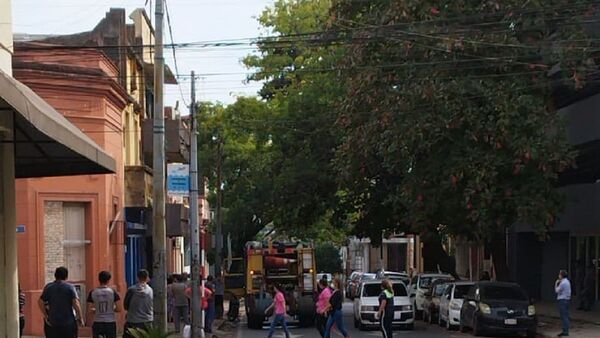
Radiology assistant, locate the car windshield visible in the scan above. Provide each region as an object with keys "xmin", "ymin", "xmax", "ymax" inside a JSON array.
[
  {"xmin": 419, "ymin": 276, "xmax": 450, "ymax": 289},
  {"xmin": 363, "ymin": 284, "xmax": 381, "ymax": 297},
  {"xmin": 363, "ymin": 283, "xmax": 408, "ymax": 297},
  {"xmin": 361, "ymin": 273, "xmax": 376, "ymax": 281},
  {"xmin": 433, "ymin": 283, "xmax": 447, "ymax": 296},
  {"xmin": 454, "ymin": 285, "xmax": 473, "ymax": 299},
  {"xmin": 481, "ymin": 286, "xmax": 528, "ymax": 301},
  {"xmin": 392, "ymin": 283, "xmax": 408, "ymax": 296}
]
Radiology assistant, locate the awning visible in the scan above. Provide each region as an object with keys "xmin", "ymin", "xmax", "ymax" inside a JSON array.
[{"xmin": 0, "ymin": 70, "xmax": 116, "ymax": 178}]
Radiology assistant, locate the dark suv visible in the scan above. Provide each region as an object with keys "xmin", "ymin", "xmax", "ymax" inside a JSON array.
[{"xmin": 459, "ymin": 282, "xmax": 536, "ymax": 337}]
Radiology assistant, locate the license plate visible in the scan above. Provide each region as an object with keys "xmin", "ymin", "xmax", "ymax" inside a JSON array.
[{"xmin": 504, "ymin": 318, "xmax": 517, "ymax": 325}]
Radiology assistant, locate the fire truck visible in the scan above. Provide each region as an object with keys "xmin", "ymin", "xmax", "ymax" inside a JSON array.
[{"xmin": 244, "ymin": 240, "xmax": 317, "ymax": 329}]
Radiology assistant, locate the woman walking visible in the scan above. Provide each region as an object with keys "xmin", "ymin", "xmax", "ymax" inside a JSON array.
[
  {"xmin": 377, "ymin": 279, "xmax": 394, "ymax": 338},
  {"xmin": 323, "ymin": 278, "xmax": 350, "ymax": 338},
  {"xmin": 265, "ymin": 283, "xmax": 290, "ymax": 338},
  {"xmin": 315, "ymin": 278, "xmax": 333, "ymax": 337}
]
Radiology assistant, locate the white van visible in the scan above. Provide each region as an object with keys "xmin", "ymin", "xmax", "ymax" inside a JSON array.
[{"xmin": 353, "ymin": 280, "xmax": 414, "ymax": 330}]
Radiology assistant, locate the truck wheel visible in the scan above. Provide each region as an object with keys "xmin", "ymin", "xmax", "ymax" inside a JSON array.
[
  {"xmin": 297, "ymin": 296, "xmax": 316, "ymax": 327},
  {"xmin": 247, "ymin": 314, "xmax": 263, "ymax": 330}
]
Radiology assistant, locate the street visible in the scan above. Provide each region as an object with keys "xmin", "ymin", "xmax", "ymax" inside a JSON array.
[{"xmin": 234, "ymin": 302, "xmax": 515, "ymax": 338}]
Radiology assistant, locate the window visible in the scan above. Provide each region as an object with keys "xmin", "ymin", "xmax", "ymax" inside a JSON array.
[
  {"xmin": 63, "ymin": 203, "xmax": 87, "ymax": 282},
  {"xmin": 454, "ymin": 285, "xmax": 473, "ymax": 299},
  {"xmin": 363, "ymin": 284, "xmax": 381, "ymax": 297},
  {"xmin": 481, "ymin": 286, "xmax": 528, "ymax": 301},
  {"xmin": 392, "ymin": 283, "xmax": 408, "ymax": 296}
]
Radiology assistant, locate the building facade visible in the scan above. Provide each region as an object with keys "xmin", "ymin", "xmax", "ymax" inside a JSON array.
[{"xmin": 13, "ymin": 43, "xmax": 129, "ymax": 335}]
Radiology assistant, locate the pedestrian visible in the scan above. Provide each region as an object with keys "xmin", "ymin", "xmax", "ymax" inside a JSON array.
[
  {"xmin": 171, "ymin": 274, "xmax": 190, "ymax": 333},
  {"xmin": 265, "ymin": 283, "xmax": 290, "ymax": 338},
  {"xmin": 315, "ymin": 278, "xmax": 333, "ymax": 337},
  {"xmin": 123, "ymin": 269, "xmax": 154, "ymax": 338},
  {"xmin": 167, "ymin": 274, "xmax": 174, "ymax": 323},
  {"xmin": 205, "ymin": 275, "xmax": 216, "ymax": 333},
  {"xmin": 377, "ymin": 279, "xmax": 394, "ymax": 338},
  {"xmin": 323, "ymin": 278, "xmax": 350, "ymax": 338},
  {"xmin": 580, "ymin": 265, "xmax": 596, "ymax": 311},
  {"xmin": 19, "ymin": 285, "xmax": 25, "ymax": 337},
  {"xmin": 555, "ymin": 269, "xmax": 572, "ymax": 337},
  {"xmin": 215, "ymin": 274, "xmax": 225, "ymax": 319},
  {"xmin": 38, "ymin": 266, "xmax": 84, "ymax": 338},
  {"xmin": 87, "ymin": 271, "xmax": 121, "ymax": 338}
]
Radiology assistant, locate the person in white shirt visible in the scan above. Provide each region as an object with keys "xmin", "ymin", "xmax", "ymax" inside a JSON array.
[{"xmin": 555, "ymin": 270, "xmax": 571, "ymax": 337}]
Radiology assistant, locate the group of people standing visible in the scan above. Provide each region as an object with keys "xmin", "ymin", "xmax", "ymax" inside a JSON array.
[
  {"xmin": 37, "ymin": 266, "xmax": 220, "ymax": 338},
  {"xmin": 167, "ymin": 273, "xmax": 222, "ymax": 334},
  {"xmin": 266, "ymin": 277, "xmax": 396, "ymax": 338}
]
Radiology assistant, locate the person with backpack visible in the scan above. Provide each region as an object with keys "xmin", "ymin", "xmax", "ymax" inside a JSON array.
[
  {"xmin": 87, "ymin": 271, "xmax": 121, "ymax": 338},
  {"xmin": 377, "ymin": 279, "xmax": 394, "ymax": 338}
]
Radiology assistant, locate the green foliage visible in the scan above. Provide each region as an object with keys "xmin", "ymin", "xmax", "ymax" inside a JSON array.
[
  {"xmin": 315, "ymin": 243, "xmax": 343, "ymax": 273},
  {"xmin": 126, "ymin": 327, "xmax": 176, "ymax": 338}
]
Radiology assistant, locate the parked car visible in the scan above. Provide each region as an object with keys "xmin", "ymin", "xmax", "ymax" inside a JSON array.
[
  {"xmin": 459, "ymin": 281, "xmax": 537, "ymax": 337},
  {"xmin": 375, "ymin": 270, "xmax": 410, "ymax": 285},
  {"xmin": 423, "ymin": 279, "xmax": 451, "ymax": 324},
  {"xmin": 346, "ymin": 271, "xmax": 363, "ymax": 300},
  {"xmin": 438, "ymin": 281, "xmax": 474, "ymax": 330},
  {"xmin": 353, "ymin": 280, "xmax": 414, "ymax": 330},
  {"xmin": 317, "ymin": 273, "xmax": 333, "ymax": 283},
  {"xmin": 409, "ymin": 273, "xmax": 454, "ymax": 319}
]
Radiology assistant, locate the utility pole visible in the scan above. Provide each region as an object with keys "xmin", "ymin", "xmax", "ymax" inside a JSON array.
[
  {"xmin": 152, "ymin": 0, "xmax": 167, "ymax": 331},
  {"xmin": 215, "ymin": 139, "xmax": 223, "ymax": 277},
  {"xmin": 189, "ymin": 71, "xmax": 205, "ymax": 338}
]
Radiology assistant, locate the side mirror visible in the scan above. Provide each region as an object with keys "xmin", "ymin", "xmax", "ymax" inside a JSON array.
[
  {"xmin": 468, "ymin": 301, "xmax": 476, "ymax": 307},
  {"xmin": 446, "ymin": 294, "xmax": 451, "ymax": 300}
]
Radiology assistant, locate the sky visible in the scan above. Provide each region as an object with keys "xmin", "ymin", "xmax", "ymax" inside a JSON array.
[{"xmin": 12, "ymin": 0, "xmax": 274, "ymax": 106}]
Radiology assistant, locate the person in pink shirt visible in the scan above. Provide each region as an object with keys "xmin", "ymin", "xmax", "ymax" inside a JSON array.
[
  {"xmin": 265, "ymin": 284, "xmax": 290, "ymax": 338},
  {"xmin": 316, "ymin": 278, "xmax": 333, "ymax": 337}
]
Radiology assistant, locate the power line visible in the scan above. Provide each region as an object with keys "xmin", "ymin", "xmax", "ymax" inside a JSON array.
[{"xmin": 164, "ymin": 0, "xmax": 188, "ymax": 106}]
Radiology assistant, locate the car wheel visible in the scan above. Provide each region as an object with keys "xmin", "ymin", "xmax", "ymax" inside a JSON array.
[
  {"xmin": 459, "ymin": 317, "xmax": 468, "ymax": 333},
  {"xmin": 414, "ymin": 303, "xmax": 422, "ymax": 320},
  {"xmin": 472, "ymin": 316, "xmax": 485, "ymax": 337}
]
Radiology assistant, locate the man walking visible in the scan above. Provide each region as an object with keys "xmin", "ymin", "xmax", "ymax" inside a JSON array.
[
  {"xmin": 171, "ymin": 274, "xmax": 190, "ymax": 333},
  {"xmin": 38, "ymin": 266, "xmax": 84, "ymax": 338},
  {"xmin": 123, "ymin": 269, "xmax": 154, "ymax": 338},
  {"xmin": 555, "ymin": 270, "xmax": 572, "ymax": 337},
  {"xmin": 87, "ymin": 271, "xmax": 121, "ymax": 338}
]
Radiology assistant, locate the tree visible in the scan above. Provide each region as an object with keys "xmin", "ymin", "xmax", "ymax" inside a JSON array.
[
  {"xmin": 315, "ymin": 243, "xmax": 343, "ymax": 274},
  {"xmin": 243, "ymin": 0, "xmax": 348, "ymax": 237},
  {"xmin": 330, "ymin": 0, "xmax": 594, "ymax": 279}
]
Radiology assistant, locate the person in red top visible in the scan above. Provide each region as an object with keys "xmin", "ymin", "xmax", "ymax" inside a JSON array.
[
  {"xmin": 265, "ymin": 283, "xmax": 290, "ymax": 338},
  {"xmin": 185, "ymin": 284, "xmax": 213, "ymax": 311}
]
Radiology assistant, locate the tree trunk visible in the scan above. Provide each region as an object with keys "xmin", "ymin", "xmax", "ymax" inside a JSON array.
[{"xmin": 489, "ymin": 232, "xmax": 510, "ymax": 281}]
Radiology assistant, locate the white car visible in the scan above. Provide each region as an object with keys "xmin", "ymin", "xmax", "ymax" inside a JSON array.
[
  {"xmin": 438, "ymin": 281, "xmax": 474, "ymax": 330},
  {"xmin": 317, "ymin": 273, "xmax": 333, "ymax": 283},
  {"xmin": 409, "ymin": 273, "xmax": 453, "ymax": 318},
  {"xmin": 375, "ymin": 270, "xmax": 410, "ymax": 286},
  {"xmin": 353, "ymin": 280, "xmax": 414, "ymax": 330}
]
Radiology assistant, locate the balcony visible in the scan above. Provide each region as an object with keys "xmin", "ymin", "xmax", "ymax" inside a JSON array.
[
  {"xmin": 142, "ymin": 117, "xmax": 190, "ymax": 166},
  {"xmin": 125, "ymin": 165, "xmax": 153, "ymax": 207},
  {"xmin": 166, "ymin": 203, "xmax": 190, "ymax": 237}
]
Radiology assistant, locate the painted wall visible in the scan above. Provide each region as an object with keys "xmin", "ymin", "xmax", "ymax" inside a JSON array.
[
  {"xmin": 13, "ymin": 47, "xmax": 128, "ymax": 336},
  {"xmin": 0, "ymin": 0, "xmax": 12, "ymax": 75}
]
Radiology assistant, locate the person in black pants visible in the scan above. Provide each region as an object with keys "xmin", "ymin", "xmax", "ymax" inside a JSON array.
[
  {"xmin": 38, "ymin": 267, "xmax": 85, "ymax": 338},
  {"xmin": 19, "ymin": 286, "xmax": 25, "ymax": 337},
  {"xmin": 377, "ymin": 279, "xmax": 394, "ymax": 338}
]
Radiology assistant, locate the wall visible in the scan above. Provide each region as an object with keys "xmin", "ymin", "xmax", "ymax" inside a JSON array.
[
  {"xmin": 13, "ymin": 47, "xmax": 128, "ymax": 336},
  {"xmin": 0, "ymin": 0, "xmax": 12, "ymax": 75},
  {"xmin": 44, "ymin": 202, "xmax": 65, "ymax": 283}
]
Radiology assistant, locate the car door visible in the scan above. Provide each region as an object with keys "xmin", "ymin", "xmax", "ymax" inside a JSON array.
[
  {"xmin": 462, "ymin": 285, "xmax": 478, "ymax": 326},
  {"xmin": 354, "ymin": 283, "xmax": 362, "ymax": 320},
  {"xmin": 439, "ymin": 284, "xmax": 452, "ymax": 320}
]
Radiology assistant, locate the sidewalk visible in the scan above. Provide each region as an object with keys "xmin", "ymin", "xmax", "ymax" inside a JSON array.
[
  {"xmin": 535, "ymin": 301, "xmax": 600, "ymax": 337},
  {"xmin": 24, "ymin": 318, "xmax": 234, "ymax": 338}
]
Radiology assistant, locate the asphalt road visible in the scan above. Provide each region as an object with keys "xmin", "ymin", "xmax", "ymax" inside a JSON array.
[{"xmin": 233, "ymin": 302, "xmax": 521, "ymax": 338}]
